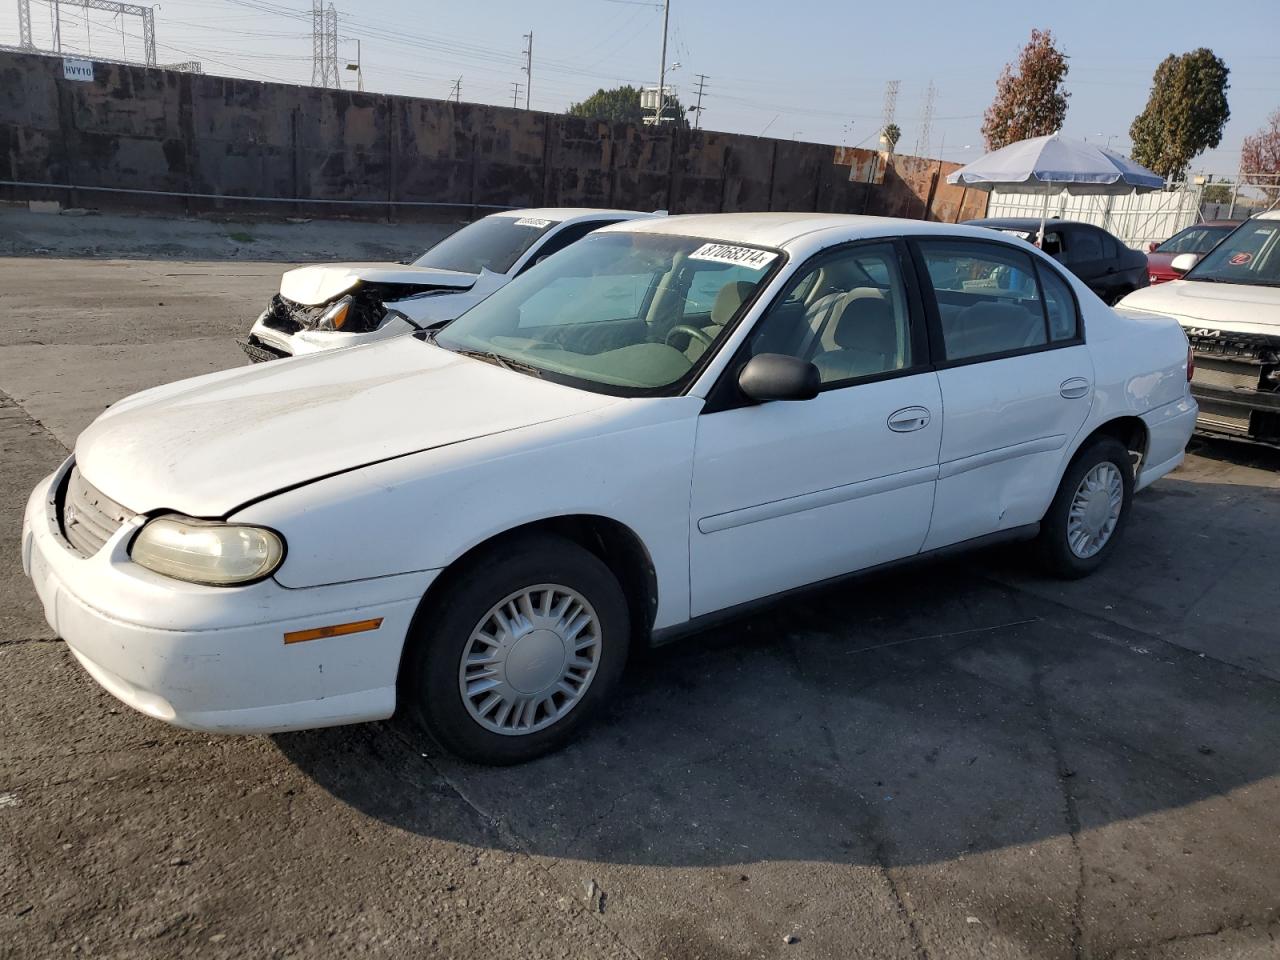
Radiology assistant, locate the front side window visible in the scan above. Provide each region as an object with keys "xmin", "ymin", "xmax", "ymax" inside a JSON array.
[
  {"xmin": 918, "ymin": 239, "xmax": 1049, "ymax": 361},
  {"xmin": 433, "ymin": 233, "xmax": 782, "ymax": 393},
  {"xmin": 1064, "ymin": 228, "xmax": 1104, "ymax": 263},
  {"xmin": 1185, "ymin": 220, "xmax": 1280, "ymax": 287},
  {"xmin": 413, "ymin": 215, "xmax": 561, "ymax": 275},
  {"xmin": 741, "ymin": 242, "xmax": 914, "ymax": 385}
]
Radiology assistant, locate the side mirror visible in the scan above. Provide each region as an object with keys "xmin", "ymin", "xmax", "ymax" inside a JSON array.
[
  {"xmin": 1147, "ymin": 241, "xmax": 1159, "ymax": 253},
  {"xmin": 1170, "ymin": 253, "xmax": 1198, "ymax": 275},
  {"xmin": 738, "ymin": 353, "xmax": 820, "ymax": 402}
]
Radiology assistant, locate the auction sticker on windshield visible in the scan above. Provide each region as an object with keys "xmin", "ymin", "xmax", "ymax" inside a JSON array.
[
  {"xmin": 515, "ymin": 217, "xmax": 555, "ymax": 228},
  {"xmin": 688, "ymin": 243, "xmax": 778, "ymax": 270}
]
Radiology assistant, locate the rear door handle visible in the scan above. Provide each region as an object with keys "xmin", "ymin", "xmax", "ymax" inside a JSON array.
[
  {"xmin": 1060, "ymin": 377, "xmax": 1091, "ymax": 400},
  {"xmin": 887, "ymin": 406, "xmax": 931, "ymax": 432}
]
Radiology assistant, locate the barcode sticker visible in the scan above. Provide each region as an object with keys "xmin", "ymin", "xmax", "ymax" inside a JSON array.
[
  {"xmin": 688, "ymin": 243, "xmax": 778, "ymax": 270},
  {"xmin": 515, "ymin": 216, "xmax": 555, "ymax": 228}
]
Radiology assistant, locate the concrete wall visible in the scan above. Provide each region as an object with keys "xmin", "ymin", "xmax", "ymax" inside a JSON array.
[{"xmin": 0, "ymin": 50, "xmax": 987, "ymax": 223}]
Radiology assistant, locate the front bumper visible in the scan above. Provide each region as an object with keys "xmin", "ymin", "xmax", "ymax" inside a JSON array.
[
  {"xmin": 21, "ymin": 461, "xmax": 436, "ymax": 733},
  {"xmin": 1185, "ymin": 331, "xmax": 1280, "ymax": 444},
  {"xmin": 245, "ymin": 308, "xmax": 420, "ymax": 362}
]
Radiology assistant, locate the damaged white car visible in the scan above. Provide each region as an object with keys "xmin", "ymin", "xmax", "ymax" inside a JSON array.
[{"xmin": 241, "ymin": 207, "xmax": 657, "ymax": 361}]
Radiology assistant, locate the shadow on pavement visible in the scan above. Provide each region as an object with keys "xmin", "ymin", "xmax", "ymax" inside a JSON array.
[{"xmin": 276, "ymin": 464, "xmax": 1280, "ymax": 871}]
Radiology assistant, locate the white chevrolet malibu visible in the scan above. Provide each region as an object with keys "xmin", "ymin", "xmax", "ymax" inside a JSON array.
[{"xmin": 23, "ymin": 213, "xmax": 1197, "ymax": 764}]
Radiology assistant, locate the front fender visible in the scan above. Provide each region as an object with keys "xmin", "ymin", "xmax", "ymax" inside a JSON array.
[{"xmin": 233, "ymin": 397, "xmax": 702, "ymax": 631}]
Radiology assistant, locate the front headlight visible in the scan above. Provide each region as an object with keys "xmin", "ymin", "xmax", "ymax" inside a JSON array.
[
  {"xmin": 130, "ymin": 516, "xmax": 285, "ymax": 586},
  {"xmin": 316, "ymin": 296, "xmax": 353, "ymax": 331}
]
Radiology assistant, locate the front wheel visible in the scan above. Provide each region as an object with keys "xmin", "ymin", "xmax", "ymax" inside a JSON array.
[
  {"xmin": 1035, "ymin": 436, "xmax": 1134, "ymax": 579},
  {"xmin": 401, "ymin": 534, "xmax": 630, "ymax": 765}
]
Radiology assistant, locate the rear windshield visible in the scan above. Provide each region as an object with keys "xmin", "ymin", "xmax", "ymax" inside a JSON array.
[
  {"xmin": 413, "ymin": 215, "xmax": 560, "ymax": 275},
  {"xmin": 1186, "ymin": 220, "xmax": 1280, "ymax": 287},
  {"xmin": 1154, "ymin": 224, "xmax": 1233, "ymax": 255}
]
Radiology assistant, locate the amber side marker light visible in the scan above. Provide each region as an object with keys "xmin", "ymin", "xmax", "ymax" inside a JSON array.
[{"xmin": 284, "ymin": 617, "xmax": 384, "ymax": 645}]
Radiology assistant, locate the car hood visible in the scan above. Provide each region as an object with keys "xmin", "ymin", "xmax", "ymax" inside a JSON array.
[
  {"xmin": 75, "ymin": 340, "xmax": 618, "ymax": 517},
  {"xmin": 1145, "ymin": 252, "xmax": 1179, "ymax": 271},
  {"xmin": 279, "ymin": 262, "xmax": 477, "ymax": 305},
  {"xmin": 1117, "ymin": 279, "xmax": 1280, "ymax": 336}
]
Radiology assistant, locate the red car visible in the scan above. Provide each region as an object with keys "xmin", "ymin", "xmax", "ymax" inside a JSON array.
[{"xmin": 1146, "ymin": 220, "xmax": 1241, "ymax": 284}]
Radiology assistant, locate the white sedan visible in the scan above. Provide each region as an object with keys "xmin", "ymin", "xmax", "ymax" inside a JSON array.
[
  {"xmin": 23, "ymin": 213, "xmax": 1197, "ymax": 764},
  {"xmin": 242, "ymin": 207, "xmax": 657, "ymax": 361}
]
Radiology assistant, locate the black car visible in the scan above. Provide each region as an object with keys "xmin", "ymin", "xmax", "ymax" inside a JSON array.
[{"xmin": 963, "ymin": 218, "xmax": 1149, "ymax": 305}]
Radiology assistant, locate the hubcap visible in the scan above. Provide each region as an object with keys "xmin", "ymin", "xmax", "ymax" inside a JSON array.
[
  {"xmin": 1067, "ymin": 462, "xmax": 1124, "ymax": 559},
  {"xmin": 458, "ymin": 584, "xmax": 602, "ymax": 736}
]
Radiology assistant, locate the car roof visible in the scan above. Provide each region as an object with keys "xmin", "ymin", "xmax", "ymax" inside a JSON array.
[
  {"xmin": 488, "ymin": 207, "xmax": 657, "ymax": 223},
  {"xmin": 599, "ymin": 211, "xmax": 1021, "ymax": 250},
  {"xmin": 963, "ymin": 217, "xmax": 1102, "ymax": 231},
  {"xmin": 1256, "ymin": 210, "xmax": 1280, "ymax": 221}
]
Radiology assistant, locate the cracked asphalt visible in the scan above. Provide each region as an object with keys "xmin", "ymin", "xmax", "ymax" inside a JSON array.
[{"xmin": 2, "ymin": 251, "xmax": 1280, "ymax": 960}]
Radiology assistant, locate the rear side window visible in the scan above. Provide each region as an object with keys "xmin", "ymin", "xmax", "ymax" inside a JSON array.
[
  {"xmin": 918, "ymin": 240, "xmax": 1048, "ymax": 361},
  {"xmin": 1037, "ymin": 263, "xmax": 1081, "ymax": 341},
  {"xmin": 1066, "ymin": 228, "xmax": 1104, "ymax": 263}
]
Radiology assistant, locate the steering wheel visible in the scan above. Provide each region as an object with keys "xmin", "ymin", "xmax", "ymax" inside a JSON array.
[{"xmin": 664, "ymin": 324, "xmax": 714, "ymax": 349}]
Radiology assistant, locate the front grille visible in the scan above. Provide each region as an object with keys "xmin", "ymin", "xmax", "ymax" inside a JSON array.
[
  {"xmin": 1193, "ymin": 358, "xmax": 1263, "ymax": 392},
  {"xmin": 60, "ymin": 467, "xmax": 135, "ymax": 557}
]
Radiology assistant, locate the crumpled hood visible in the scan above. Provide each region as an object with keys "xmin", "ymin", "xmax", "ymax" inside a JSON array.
[
  {"xmin": 75, "ymin": 340, "xmax": 616, "ymax": 517},
  {"xmin": 1118, "ymin": 279, "xmax": 1280, "ymax": 336},
  {"xmin": 279, "ymin": 262, "xmax": 477, "ymax": 305}
]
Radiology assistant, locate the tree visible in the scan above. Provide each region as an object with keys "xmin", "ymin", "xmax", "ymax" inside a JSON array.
[
  {"xmin": 981, "ymin": 28, "xmax": 1070, "ymax": 151},
  {"xmin": 567, "ymin": 84, "xmax": 687, "ymax": 128},
  {"xmin": 1240, "ymin": 108, "xmax": 1280, "ymax": 200},
  {"xmin": 1201, "ymin": 183, "xmax": 1233, "ymax": 205},
  {"xmin": 1129, "ymin": 49, "xmax": 1230, "ymax": 183},
  {"xmin": 880, "ymin": 123, "xmax": 901, "ymax": 154}
]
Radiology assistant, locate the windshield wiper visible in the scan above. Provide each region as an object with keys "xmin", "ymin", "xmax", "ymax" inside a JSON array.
[
  {"xmin": 452, "ymin": 348, "xmax": 545, "ymax": 377},
  {"xmin": 412, "ymin": 318, "xmax": 455, "ymax": 344}
]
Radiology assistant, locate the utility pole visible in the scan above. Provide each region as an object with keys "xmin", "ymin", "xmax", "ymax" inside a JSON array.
[
  {"xmin": 522, "ymin": 31, "xmax": 533, "ymax": 110},
  {"xmin": 511, "ymin": 81, "xmax": 523, "ymax": 109},
  {"xmin": 690, "ymin": 72, "xmax": 708, "ymax": 130},
  {"xmin": 654, "ymin": 0, "xmax": 669, "ymax": 124},
  {"xmin": 449, "ymin": 77, "xmax": 462, "ymax": 103}
]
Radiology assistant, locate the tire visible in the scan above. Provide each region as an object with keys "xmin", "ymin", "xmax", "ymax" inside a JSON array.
[
  {"xmin": 401, "ymin": 533, "xmax": 630, "ymax": 765},
  {"xmin": 1035, "ymin": 436, "xmax": 1135, "ymax": 579}
]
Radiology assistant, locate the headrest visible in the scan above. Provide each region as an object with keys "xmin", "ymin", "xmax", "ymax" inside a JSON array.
[
  {"xmin": 711, "ymin": 280, "xmax": 756, "ymax": 326},
  {"xmin": 831, "ymin": 296, "xmax": 897, "ymax": 353}
]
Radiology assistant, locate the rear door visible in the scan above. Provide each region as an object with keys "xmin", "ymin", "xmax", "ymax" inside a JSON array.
[{"xmin": 911, "ymin": 237, "xmax": 1093, "ymax": 551}]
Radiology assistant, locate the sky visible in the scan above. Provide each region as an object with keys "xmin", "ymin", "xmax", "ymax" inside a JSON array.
[{"xmin": 3, "ymin": 0, "xmax": 1277, "ymax": 177}]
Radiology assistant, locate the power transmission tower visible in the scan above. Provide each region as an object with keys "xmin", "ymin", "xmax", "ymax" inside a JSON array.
[
  {"xmin": 312, "ymin": 1, "xmax": 338, "ymax": 87},
  {"xmin": 325, "ymin": 4, "xmax": 338, "ymax": 87},
  {"xmin": 449, "ymin": 77, "xmax": 462, "ymax": 103},
  {"xmin": 311, "ymin": 0, "xmax": 325, "ymax": 86},
  {"xmin": 521, "ymin": 31, "xmax": 533, "ymax": 109},
  {"xmin": 914, "ymin": 80, "xmax": 936, "ymax": 157},
  {"xmin": 19, "ymin": 0, "xmax": 156, "ymax": 65},
  {"xmin": 510, "ymin": 81, "xmax": 522, "ymax": 109},
  {"xmin": 690, "ymin": 73, "xmax": 709, "ymax": 130},
  {"xmin": 881, "ymin": 79, "xmax": 900, "ymax": 137},
  {"xmin": 17, "ymin": 0, "xmax": 33, "ymax": 48}
]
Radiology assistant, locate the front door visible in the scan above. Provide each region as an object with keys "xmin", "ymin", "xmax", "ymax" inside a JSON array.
[{"xmin": 688, "ymin": 240, "xmax": 942, "ymax": 617}]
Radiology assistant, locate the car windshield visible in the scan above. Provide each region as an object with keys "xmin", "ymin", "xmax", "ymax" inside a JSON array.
[
  {"xmin": 1154, "ymin": 224, "xmax": 1233, "ymax": 255},
  {"xmin": 1185, "ymin": 220, "xmax": 1280, "ymax": 286},
  {"xmin": 413, "ymin": 215, "xmax": 560, "ymax": 275},
  {"xmin": 432, "ymin": 232, "xmax": 783, "ymax": 394}
]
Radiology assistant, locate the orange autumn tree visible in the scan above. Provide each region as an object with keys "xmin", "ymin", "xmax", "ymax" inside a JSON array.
[{"xmin": 982, "ymin": 28, "xmax": 1070, "ymax": 151}]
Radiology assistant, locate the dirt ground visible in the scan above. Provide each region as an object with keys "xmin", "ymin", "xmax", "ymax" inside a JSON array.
[{"xmin": 2, "ymin": 251, "xmax": 1279, "ymax": 960}]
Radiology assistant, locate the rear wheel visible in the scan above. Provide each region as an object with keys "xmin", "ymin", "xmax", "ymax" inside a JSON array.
[
  {"xmin": 1035, "ymin": 436, "xmax": 1134, "ymax": 579},
  {"xmin": 401, "ymin": 533, "xmax": 630, "ymax": 765}
]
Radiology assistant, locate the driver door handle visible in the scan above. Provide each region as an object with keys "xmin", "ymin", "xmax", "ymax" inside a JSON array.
[{"xmin": 887, "ymin": 406, "xmax": 931, "ymax": 432}]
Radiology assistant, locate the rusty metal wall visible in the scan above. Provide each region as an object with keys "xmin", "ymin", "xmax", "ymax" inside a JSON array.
[{"xmin": 0, "ymin": 51, "xmax": 986, "ymax": 223}]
